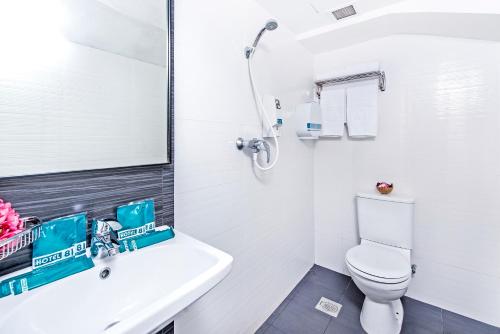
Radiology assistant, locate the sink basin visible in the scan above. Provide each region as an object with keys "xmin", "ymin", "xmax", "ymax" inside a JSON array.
[{"xmin": 0, "ymin": 231, "xmax": 233, "ymax": 334}]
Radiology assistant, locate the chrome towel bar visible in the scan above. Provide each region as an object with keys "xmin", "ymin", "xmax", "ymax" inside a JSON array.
[{"xmin": 315, "ymin": 71, "xmax": 386, "ymax": 98}]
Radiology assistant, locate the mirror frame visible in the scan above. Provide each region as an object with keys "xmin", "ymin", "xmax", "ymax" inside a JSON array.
[
  {"xmin": 0, "ymin": 0, "xmax": 174, "ymax": 177},
  {"xmin": 166, "ymin": 0, "xmax": 173, "ymax": 165}
]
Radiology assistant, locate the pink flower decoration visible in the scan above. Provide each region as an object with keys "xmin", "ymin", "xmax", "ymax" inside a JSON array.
[{"xmin": 0, "ymin": 198, "xmax": 25, "ymax": 240}]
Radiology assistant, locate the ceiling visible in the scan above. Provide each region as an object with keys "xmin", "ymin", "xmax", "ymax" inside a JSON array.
[
  {"xmin": 255, "ymin": 0, "xmax": 500, "ymax": 54},
  {"xmin": 255, "ymin": 0, "xmax": 405, "ymax": 34}
]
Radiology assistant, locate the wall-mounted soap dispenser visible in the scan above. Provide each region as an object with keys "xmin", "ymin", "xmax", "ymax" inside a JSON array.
[
  {"xmin": 295, "ymin": 101, "xmax": 321, "ymax": 140},
  {"xmin": 262, "ymin": 95, "xmax": 283, "ymax": 138}
]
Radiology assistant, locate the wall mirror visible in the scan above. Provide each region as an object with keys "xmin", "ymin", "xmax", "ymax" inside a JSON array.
[{"xmin": 0, "ymin": 0, "xmax": 171, "ymax": 177}]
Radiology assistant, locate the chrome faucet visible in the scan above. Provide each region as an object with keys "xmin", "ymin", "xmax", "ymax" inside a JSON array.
[
  {"xmin": 236, "ymin": 137, "xmax": 271, "ymax": 163},
  {"xmin": 91, "ymin": 219, "xmax": 122, "ymax": 258}
]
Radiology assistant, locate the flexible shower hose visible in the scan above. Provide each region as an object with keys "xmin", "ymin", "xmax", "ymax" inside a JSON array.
[{"xmin": 247, "ymin": 52, "xmax": 280, "ymax": 171}]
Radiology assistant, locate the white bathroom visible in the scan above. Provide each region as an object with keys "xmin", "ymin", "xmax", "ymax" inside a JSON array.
[{"xmin": 0, "ymin": 0, "xmax": 498, "ymax": 333}]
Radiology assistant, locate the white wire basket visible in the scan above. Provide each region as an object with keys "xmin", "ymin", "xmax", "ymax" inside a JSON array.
[{"xmin": 0, "ymin": 217, "xmax": 42, "ymax": 261}]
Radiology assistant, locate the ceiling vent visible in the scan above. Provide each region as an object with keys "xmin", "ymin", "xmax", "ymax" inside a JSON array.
[{"xmin": 332, "ymin": 5, "xmax": 356, "ymax": 20}]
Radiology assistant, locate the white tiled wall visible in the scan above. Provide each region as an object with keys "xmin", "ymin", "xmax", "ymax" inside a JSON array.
[
  {"xmin": 174, "ymin": 0, "xmax": 315, "ymax": 333},
  {"xmin": 314, "ymin": 35, "xmax": 500, "ymax": 327}
]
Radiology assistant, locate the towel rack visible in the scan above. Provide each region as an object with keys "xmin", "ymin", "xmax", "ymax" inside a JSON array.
[{"xmin": 315, "ymin": 71, "xmax": 386, "ymax": 98}]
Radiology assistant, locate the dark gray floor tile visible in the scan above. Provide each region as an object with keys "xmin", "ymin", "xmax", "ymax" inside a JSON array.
[
  {"xmin": 443, "ymin": 310, "xmax": 499, "ymax": 334},
  {"xmin": 292, "ymin": 277, "xmax": 348, "ymax": 310},
  {"xmin": 400, "ymin": 297, "xmax": 443, "ymax": 334},
  {"xmin": 332, "ymin": 281, "xmax": 365, "ymax": 332},
  {"xmin": 325, "ymin": 281, "xmax": 366, "ymax": 333},
  {"xmin": 257, "ymin": 265, "xmax": 499, "ymax": 334},
  {"xmin": 255, "ymin": 322, "xmax": 270, "ymax": 334},
  {"xmin": 262, "ymin": 325, "xmax": 287, "ymax": 334},
  {"xmin": 272, "ymin": 300, "xmax": 331, "ymax": 334},
  {"xmin": 267, "ymin": 290, "xmax": 297, "ymax": 324},
  {"xmin": 291, "ymin": 266, "xmax": 350, "ymax": 310},
  {"xmin": 325, "ymin": 319, "xmax": 365, "ymax": 334},
  {"xmin": 308, "ymin": 265, "xmax": 351, "ymax": 290}
]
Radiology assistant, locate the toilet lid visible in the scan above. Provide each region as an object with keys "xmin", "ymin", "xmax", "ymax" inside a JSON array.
[{"xmin": 346, "ymin": 244, "xmax": 411, "ymax": 280}]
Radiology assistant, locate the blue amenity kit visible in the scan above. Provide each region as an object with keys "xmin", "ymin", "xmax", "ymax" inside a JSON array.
[
  {"xmin": 0, "ymin": 213, "xmax": 94, "ymax": 298},
  {"xmin": 32, "ymin": 213, "xmax": 89, "ymax": 269},
  {"xmin": 116, "ymin": 199, "xmax": 174, "ymax": 253},
  {"xmin": 0, "ymin": 199, "xmax": 174, "ymax": 299},
  {"xmin": 116, "ymin": 199, "xmax": 156, "ymax": 241}
]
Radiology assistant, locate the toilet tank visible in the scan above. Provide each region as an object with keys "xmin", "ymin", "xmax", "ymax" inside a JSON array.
[{"xmin": 356, "ymin": 193, "xmax": 415, "ymax": 249}]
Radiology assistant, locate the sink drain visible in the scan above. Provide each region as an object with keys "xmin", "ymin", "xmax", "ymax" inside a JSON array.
[{"xmin": 99, "ymin": 267, "xmax": 111, "ymax": 280}]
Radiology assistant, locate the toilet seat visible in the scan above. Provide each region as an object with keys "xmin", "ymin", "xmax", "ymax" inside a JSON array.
[{"xmin": 346, "ymin": 243, "xmax": 411, "ymax": 284}]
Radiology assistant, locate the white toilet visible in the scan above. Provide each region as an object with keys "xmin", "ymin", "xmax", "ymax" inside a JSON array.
[{"xmin": 345, "ymin": 193, "xmax": 415, "ymax": 334}]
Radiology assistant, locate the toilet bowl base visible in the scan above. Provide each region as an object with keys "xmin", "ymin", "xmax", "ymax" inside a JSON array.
[{"xmin": 360, "ymin": 297, "xmax": 403, "ymax": 334}]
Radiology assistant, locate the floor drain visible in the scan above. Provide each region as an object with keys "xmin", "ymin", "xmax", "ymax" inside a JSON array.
[{"xmin": 315, "ymin": 297, "xmax": 342, "ymax": 317}]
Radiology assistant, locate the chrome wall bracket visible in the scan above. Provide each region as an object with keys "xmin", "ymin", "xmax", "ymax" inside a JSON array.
[
  {"xmin": 244, "ymin": 47, "xmax": 254, "ymax": 59},
  {"xmin": 236, "ymin": 137, "xmax": 245, "ymax": 150},
  {"xmin": 315, "ymin": 70, "xmax": 386, "ymax": 98}
]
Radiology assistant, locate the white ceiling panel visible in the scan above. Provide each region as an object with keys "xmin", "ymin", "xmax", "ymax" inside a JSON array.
[
  {"xmin": 255, "ymin": 0, "xmax": 405, "ymax": 34},
  {"xmin": 309, "ymin": 0, "xmax": 403, "ymax": 13},
  {"xmin": 254, "ymin": 0, "xmax": 335, "ymax": 33},
  {"xmin": 256, "ymin": 0, "xmax": 500, "ymax": 54}
]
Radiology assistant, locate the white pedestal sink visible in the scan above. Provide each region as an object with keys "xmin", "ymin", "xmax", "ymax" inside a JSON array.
[{"xmin": 0, "ymin": 231, "xmax": 233, "ymax": 334}]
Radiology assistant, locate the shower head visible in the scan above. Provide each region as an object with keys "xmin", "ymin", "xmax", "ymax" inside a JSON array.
[
  {"xmin": 264, "ymin": 19, "xmax": 278, "ymax": 31},
  {"xmin": 245, "ymin": 19, "xmax": 279, "ymax": 58},
  {"xmin": 253, "ymin": 19, "xmax": 279, "ymax": 47}
]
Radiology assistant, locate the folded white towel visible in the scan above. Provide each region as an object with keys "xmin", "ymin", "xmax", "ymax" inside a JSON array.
[
  {"xmin": 346, "ymin": 80, "xmax": 378, "ymax": 138},
  {"xmin": 319, "ymin": 86, "xmax": 346, "ymax": 137}
]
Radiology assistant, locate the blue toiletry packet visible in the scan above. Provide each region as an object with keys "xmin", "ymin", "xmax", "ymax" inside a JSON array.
[
  {"xmin": 119, "ymin": 227, "xmax": 175, "ymax": 253},
  {"xmin": 1, "ymin": 257, "xmax": 94, "ymax": 297},
  {"xmin": 0, "ymin": 213, "xmax": 94, "ymax": 299},
  {"xmin": 32, "ymin": 213, "xmax": 88, "ymax": 270},
  {"xmin": 116, "ymin": 199, "xmax": 156, "ymax": 241}
]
